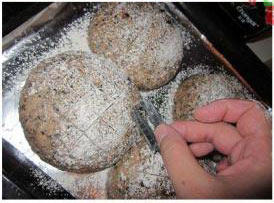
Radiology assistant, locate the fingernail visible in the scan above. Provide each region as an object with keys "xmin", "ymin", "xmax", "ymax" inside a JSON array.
[{"xmin": 154, "ymin": 124, "xmax": 169, "ymax": 144}]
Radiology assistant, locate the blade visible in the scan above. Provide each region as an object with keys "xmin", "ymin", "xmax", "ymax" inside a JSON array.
[
  {"xmin": 141, "ymin": 100, "xmax": 164, "ymax": 128},
  {"xmin": 132, "ymin": 106, "xmax": 160, "ymax": 153}
]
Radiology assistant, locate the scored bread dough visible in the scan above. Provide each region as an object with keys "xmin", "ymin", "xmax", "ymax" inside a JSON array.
[
  {"xmin": 107, "ymin": 139, "xmax": 175, "ymax": 199},
  {"xmin": 88, "ymin": 3, "xmax": 184, "ymax": 90},
  {"xmin": 173, "ymin": 73, "xmax": 251, "ymax": 121},
  {"xmin": 173, "ymin": 73, "xmax": 251, "ymax": 174},
  {"xmin": 19, "ymin": 51, "xmax": 140, "ymax": 173}
]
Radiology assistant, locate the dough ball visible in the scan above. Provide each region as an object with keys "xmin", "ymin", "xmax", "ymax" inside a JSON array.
[
  {"xmin": 88, "ymin": 3, "xmax": 184, "ymax": 90},
  {"xmin": 173, "ymin": 73, "xmax": 251, "ymax": 121},
  {"xmin": 19, "ymin": 51, "xmax": 140, "ymax": 173},
  {"xmin": 107, "ymin": 139, "xmax": 175, "ymax": 199}
]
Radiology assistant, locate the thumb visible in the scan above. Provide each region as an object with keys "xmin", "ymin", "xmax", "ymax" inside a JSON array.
[{"xmin": 154, "ymin": 124, "xmax": 223, "ymax": 198}]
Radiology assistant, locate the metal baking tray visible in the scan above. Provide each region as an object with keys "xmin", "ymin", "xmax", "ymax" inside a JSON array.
[{"xmin": 2, "ymin": 2, "xmax": 271, "ymax": 199}]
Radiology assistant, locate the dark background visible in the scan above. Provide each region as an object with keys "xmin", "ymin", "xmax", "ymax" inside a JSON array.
[{"xmin": 3, "ymin": 3, "xmax": 51, "ymax": 37}]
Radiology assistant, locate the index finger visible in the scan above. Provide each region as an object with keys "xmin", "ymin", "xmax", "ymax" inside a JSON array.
[
  {"xmin": 194, "ymin": 99, "xmax": 258, "ymax": 123},
  {"xmin": 170, "ymin": 121, "xmax": 241, "ymax": 155},
  {"xmin": 194, "ymin": 99, "xmax": 271, "ymax": 137}
]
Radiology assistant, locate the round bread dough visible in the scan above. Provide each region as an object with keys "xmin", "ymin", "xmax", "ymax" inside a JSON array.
[
  {"xmin": 107, "ymin": 139, "xmax": 175, "ymax": 199},
  {"xmin": 173, "ymin": 73, "xmax": 251, "ymax": 174},
  {"xmin": 88, "ymin": 3, "xmax": 184, "ymax": 90},
  {"xmin": 19, "ymin": 51, "xmax": 140, "ymax": 173},
  {"xmin": 173, "ymin": 73, "xmax": 251, "ymax": 120}
]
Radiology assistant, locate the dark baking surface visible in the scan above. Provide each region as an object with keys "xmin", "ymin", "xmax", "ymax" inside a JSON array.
[
  {"xmin": 2, "ymin": 139, "xmax": 75, "ymax": 199},
  {"xmin": 3, "ymin": 2, "xmax": 52, "ymax": 37},
  {"xmin": 2, "ymin": 175, "xmax": 32, "ymax": 199}
]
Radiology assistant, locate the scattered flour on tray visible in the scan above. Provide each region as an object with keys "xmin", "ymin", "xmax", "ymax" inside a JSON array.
[
  {"xmin": 29, "ymin": 168, "xmax": 62, "ymax": 196},
  {"xmin": 3, "ymin": 10, "xmax": 94, "ymax": 96},
  {"xmin": 3, "ymin": 7, "xmax": 112, "ymax": 199}
]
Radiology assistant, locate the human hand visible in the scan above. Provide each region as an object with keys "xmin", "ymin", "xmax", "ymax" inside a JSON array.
[{"xmin": 154, "ymin": 99, "xmax": 272, "ymax": 198}]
